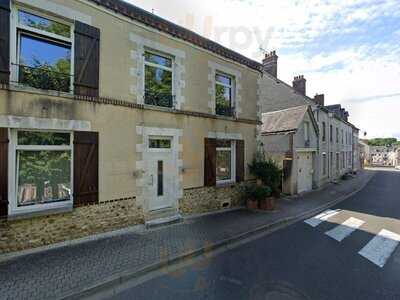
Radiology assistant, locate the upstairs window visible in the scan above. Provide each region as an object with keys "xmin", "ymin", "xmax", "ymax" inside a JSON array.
[
  {"xmin": 13, "ymin": 9, "xmax": 73, "ymax": 92},
  {"xmin": 144, "ymin": 51, "xmax": 174, "ymax": 108},
  {"xmin": 304, "ymin": 121, "xmax": 310, "ymax": 144},
  {"xmin": 215, "ymin": 73, "xmax": 235, "ymax": 117},
  {"xmin": 322, "ymin": 122, "xmax": 326, "ymax": 142}
]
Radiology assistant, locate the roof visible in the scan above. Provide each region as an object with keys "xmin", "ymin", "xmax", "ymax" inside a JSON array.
[
  {"xmin": 261, "ymin": 105, "xmax": 318, "ymax": 135},
  {"xmin": 88, "ymin": 0, "xmax": 262, "ymax": 72}
]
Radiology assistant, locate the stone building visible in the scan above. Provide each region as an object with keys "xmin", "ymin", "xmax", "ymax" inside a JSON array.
[
  {"xmin": 0, "ymin": 0, "xmax": 261, "ymax": 253},
  {"xmin": 260, "ymin": 105, "xmax": 319, "ymax": 195},
  {"xmin": 258, "ymin": 51, "xmax": 359, "ymax": 191}
]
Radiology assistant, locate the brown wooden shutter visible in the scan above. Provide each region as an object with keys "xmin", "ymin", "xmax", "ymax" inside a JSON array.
[
  {"xmin": 0, "ymin": 128, "xmax": 8, "ymax": 217},
  {"xmin": 204, "ymin": 138, "xmax": 216, "ymax": 186},
  {"xmin": 73, "ymin": 131, "xmax": 99, "ymax": 207},
  {"xmin": 236, "ymin": 140, "xmax": 245, "ymax": 182},
  {"xmin": 0, "ymin": 0, "xmax": 10, "ymax": 84},
  {"xmin": 74, "ymin": 21, "xmax": 100, "ymax": 97}
]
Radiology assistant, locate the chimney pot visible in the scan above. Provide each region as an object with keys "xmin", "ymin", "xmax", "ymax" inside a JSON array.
[
  {"xmin": 293, "ymin": 75, "xmax": 306, "ymax": 96},
  {"xmin": 262, "ymin": 50, "xmax": 278, "ymax": 77},
  {"xmin": 314, "ymin": 94, "xmax": 325, "ymax": 106}
]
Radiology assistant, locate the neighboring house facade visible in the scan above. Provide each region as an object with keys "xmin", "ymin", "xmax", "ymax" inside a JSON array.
[
  {"xmin": 0, "ymin": 0, "xmax": 261, "ymax": 252},
  {"xmin": 359, "ymin": 139, "xmax": 371, "ymax": 167},
  {"xmin": 370, "ymin": 146, "xmax": 396, "ymax": 166},
  {"xmin": 258, "ymin": 52, "xmax": 358, "ymax": 192},
  {"xmin": 260, "ymin": 105, "xmax": 319, "ymax": 195}
]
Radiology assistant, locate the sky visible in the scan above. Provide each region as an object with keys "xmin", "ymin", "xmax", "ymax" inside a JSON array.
[{"xmin": 126, "ymin": 0, "xmax": 400, "ymax": 139}]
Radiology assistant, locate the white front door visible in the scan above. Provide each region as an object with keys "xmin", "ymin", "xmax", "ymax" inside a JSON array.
[
  {"xmin": 297, "ymin": 152, "xmax": 313, "ymax": 193},
  {"xmin": 145, "ymin": 137, "xmax": 177, "ymax": 211}
]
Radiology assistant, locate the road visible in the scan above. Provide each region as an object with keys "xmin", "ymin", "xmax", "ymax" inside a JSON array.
[{"xmin": 99, "ymin": 170, "xmax": 400, "ymax": 300}]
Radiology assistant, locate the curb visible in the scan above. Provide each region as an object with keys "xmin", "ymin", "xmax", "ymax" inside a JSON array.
[{"xmin": 64, "ymin": 171, "xmax": 375, "ymax": 300}]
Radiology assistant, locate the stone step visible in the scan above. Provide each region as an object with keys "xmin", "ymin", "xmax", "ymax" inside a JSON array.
[{"xmin": 145, "ymin": 213, "xmax": 182, "ymax": 229}]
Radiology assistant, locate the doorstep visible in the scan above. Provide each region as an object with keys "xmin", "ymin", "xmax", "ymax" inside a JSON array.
[{"xmin": 145, "ymin": 207, "xmax": 183, "ymax": 229}]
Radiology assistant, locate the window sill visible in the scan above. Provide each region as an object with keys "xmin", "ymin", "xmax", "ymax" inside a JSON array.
[
  {"xmin": 8, "ymin": 202, "xmax": 73, "ymax": 221},
  {"xmin": 144, "ymin": 104, "xmax": 175, "ymax": 113},
  {"xmin": 8, "ymin": 83, "xmax": 74, "ymax": 99},
  {"xmin": 216, "ymin": 181, "xmax": 236, "ymax": 188}
]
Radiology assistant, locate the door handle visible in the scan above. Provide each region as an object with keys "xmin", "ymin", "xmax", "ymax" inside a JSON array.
[{"xmin": 149, "ymin": 175, "xmax": 154, "ymax": 186}]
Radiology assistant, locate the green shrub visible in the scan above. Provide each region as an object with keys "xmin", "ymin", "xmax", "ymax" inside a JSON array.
[
  {"xmin": 248, "ymin": 153, "xmax": 283, "ymax": 194},
  {"xmin": 242, "ymin": 184, "xmax": 272, "ymax": 201}
]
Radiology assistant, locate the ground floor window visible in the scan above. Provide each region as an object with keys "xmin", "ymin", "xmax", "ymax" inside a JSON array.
[
  {"xmin": 12, "ymin": 130, "xmax": 72, "ymax": 208},
  {"xmin": 216, "ymin": 140, "xmax": 236, "ymax": 183},
  {"xmin": 322, "ymin": 153, "xmax": 327, "ymax": 176}
]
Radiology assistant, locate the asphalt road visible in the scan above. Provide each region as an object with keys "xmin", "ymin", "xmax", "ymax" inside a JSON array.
[{"xmin": 101, "ymin": 170, "xmax": 400, "ymax": 300}]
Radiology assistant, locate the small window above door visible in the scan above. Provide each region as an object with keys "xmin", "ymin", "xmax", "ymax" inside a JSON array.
[{"xmin": 149, "ymin": 138, "xmax": 172, "ymax": 149}]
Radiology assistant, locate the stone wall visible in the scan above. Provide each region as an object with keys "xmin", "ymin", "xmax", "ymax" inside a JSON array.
[
  {"xmin": 0, "ymin": 198, "xmax": 144, "ymax": 254},
  {"xmin": 180, "ymin": 184, "xmax": 244, "ymax": 215}
]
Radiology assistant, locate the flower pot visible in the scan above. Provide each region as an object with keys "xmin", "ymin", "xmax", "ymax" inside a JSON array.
[
  {"xmin": 259, "ymin": 197, "xmax": 275, "ymax": 211},
  {"xmin": 247, "ymin": 199, "xmax": 258, "ymax": 210}
]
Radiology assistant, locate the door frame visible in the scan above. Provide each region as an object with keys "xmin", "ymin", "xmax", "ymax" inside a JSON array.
[
  {"xmin": 296, "ymin": 149, "xmax": 316, "ymax": 194},
  {"xmin": 136, "ymin": 127, "xmax": 183, "ymax": 214}
]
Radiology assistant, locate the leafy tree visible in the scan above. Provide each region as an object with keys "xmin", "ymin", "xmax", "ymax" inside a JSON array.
[{"xmin": 367, "ymin": 138, "xmax": 398, "ymax": 146}]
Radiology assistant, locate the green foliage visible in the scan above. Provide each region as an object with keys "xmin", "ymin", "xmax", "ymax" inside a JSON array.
[
  {"xmin": 367, "ymin": 138, "xmax": 399, "ymax": 146},
  {"xmin": 19, "ymin": 58, "xmax": 71, "ymax": 92},
  {"xmin": 248, "ymin": 152, "xmax": 283, "ymax": 193},
  {"xmin": 242, "ymin": 184, "xmax": 272, "ymax": 201}
]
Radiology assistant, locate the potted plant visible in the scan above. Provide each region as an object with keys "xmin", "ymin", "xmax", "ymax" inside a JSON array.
[
  {"xmin": 258, "ymin": 186, "xmax": 275, "ymax": 211},
  {"xmin": 243, "ymin": 184, "xmax": 258, "ymax": 209},
  {"xmin": 249, "ymin": 152, "xmax": 283, "ymax": 197}
]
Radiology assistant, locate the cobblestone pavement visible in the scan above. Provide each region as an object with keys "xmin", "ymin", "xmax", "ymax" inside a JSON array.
[{"xmin": 0, "ymin": 171, "xmax": 374, "ymax": 300}]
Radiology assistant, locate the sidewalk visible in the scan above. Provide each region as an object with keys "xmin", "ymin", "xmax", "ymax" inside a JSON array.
[{"xmin": 0, "ymin": 170, "xmax": 375, "ymax": 300}]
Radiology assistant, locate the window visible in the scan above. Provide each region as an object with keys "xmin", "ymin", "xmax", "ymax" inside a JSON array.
[
  {"xmin": 149, "ymin": 138, "xmax": 172, "ymax": 149},
  {"xmin": 330, "ymin": 125, "xmax": 333, "ymax": 142},
  {"xmin": 215, "ymin": 73, "xmax": 235, "ymax": 117},
  {"xmin": 216, "ymin": 140, "xmax": 235, "ymax": 183},
  {"xmin": 336, "ymin": 153, "xmax": 340, "ymax": 171},
  {"xmin": 144, "ymin": 51, "xmax": 174, "ymax": 108},
  {"xmin": 322, "ymin": 122, "xmax": 326, "ymax": 142},
  {"xmin": 342, "ymin": 152, "xmax": 345, "ymax": 169},
  {"xmin": 12, "ymin": 131, "xmax": 72, "ymax": 211},
  {"xmin": 304, "ymin": 122, "xmax": 310, "ymax": 143},
  {"xmin": 342, "ymin": 129, "xmax": 344, "ymax": 144},
  {"xmin": 336, "ymin": 128, "xmax": 339, "ymax": 143},
  {"xmin": 323, "ymin": 153, "xmax": 327, "ymax": 176},
  {"xmin": 13, "ymin": 9, "xmax": 73, "ymax": 92}
]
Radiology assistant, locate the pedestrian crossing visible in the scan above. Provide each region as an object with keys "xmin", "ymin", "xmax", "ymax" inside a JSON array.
[{"xmin": 304, "ymin": 210, "xmax": 400, "ymax": 268}]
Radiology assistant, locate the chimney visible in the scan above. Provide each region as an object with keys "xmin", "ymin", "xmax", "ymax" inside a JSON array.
[
  {"xmin": 314, "ymin": 94, "xmax": 325, "ymax": 106},
  {"xmin": 293, "ymin": 75, "xmax": 306, "ymax": 96},
  {"xmin": 262, "ymin": 51, "xmax": 278, "ymax": 77}
]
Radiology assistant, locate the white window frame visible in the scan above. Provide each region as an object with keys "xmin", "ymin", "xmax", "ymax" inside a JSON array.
[
  {"xmin": 215, "ymin": 72, "xmax": 235, "ymax": 115},
  {"xmin": 148, "ymin": 136, "xmax": 173, "ymax": 153},
  {"xmin": 8, "ymin": 129, "xmax": 74, "ymax": 217},
  {"xmin": 10, "ymin": 5, "xmax": 75, "ymax": 93},
  {"xmin": 216, "ymin": 140, "xmax": 236, "ymax": 185},
  {"xmin": 143, "ymin": 49, "xmax": 175, "ymax": 108}
]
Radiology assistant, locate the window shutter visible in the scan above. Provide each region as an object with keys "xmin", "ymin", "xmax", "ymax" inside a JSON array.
[
  {"xmin": 73, "ymin": 131, "xmax": 99, "ymax": 207},
  {"xmin": 0, "ymin": 0, "xmax": 10, "ymax": 84},
  {"xmin": 204, "ymin": 138, "xmax": 216, "ymax": 186},
  {"xmin": 74, "ymin": 21, "xmax": 100, "ymax": 97},
  {"xmin": 0, "ymin": 128, "xmax": 8, "ymax": 217},
  {"xmin": 236, "ymin": 140, "xmax": 245, "ymax": 182}
]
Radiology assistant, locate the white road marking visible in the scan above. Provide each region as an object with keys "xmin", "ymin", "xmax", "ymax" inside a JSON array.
[
  {"xmin": 325, "ymin": 217, "xmax": 365, "ymax": 242},
  {"xmin": 359, "ymin": 229, "xmax": 400, "ymax": 268},
  {"xmin": 304, "ymin": 210, "xmax": 341, "ymax": 227}
]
